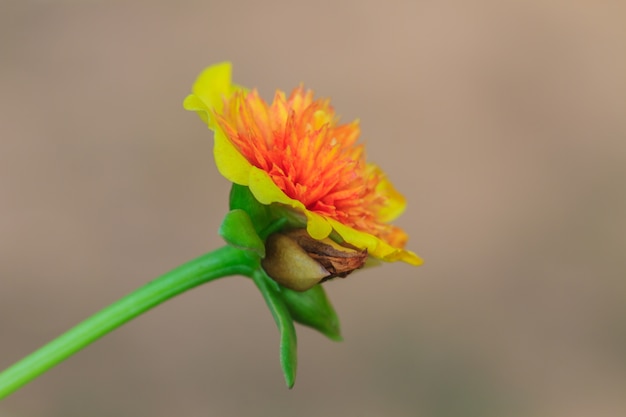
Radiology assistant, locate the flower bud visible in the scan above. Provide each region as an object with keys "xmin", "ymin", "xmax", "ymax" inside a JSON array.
[{"xmin": 262, "ymin": 229, "xmax": 368, "ymax": 291}]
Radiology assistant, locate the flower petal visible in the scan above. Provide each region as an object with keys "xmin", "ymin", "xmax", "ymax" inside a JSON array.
[
  {"xmin": 328, "ymin": 219, "xmax": 423, "ymax": 265},
  {"xmin": 371, "ymin": 164, "xmax": 407, "ymax": 223},
  {"xmin": 214, "ymin": 129, "xmax": 254, "ymax": 185},
  {"xmin": 303, "ymin": 212, "xmax": 334, "ymax": 241},
  {"xmin": 183, "ymin": 61, "xmax": 236, "ymax": 129},
  {"xmin": 247, "ymin": 168, "xmax": 335, "ymax": 240}
]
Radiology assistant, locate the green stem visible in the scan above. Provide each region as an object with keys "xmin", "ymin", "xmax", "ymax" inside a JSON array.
[{"xmin": 0, "ymin": 245, "xmax": 256, "ymax": 400}]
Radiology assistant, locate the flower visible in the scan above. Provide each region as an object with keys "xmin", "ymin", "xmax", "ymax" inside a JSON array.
[{"xmin": 184, "ymin": 62, "xmax": 422, "ymax": 266}]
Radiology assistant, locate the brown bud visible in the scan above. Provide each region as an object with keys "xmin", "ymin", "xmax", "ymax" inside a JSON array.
[{"xmin": 262, "ymin": 229, "xmax": 368, "ymax": 291}]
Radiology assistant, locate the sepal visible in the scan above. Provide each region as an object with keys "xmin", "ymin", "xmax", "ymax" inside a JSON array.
[
  {"xmin": 252, "ymin": 270, "xmax": 298, "ymax": 388},
  {"xmin": 229, "ymin": 184, "xmax": 273, "ymax": 234},
  {"xmin": 218, "ymin": 209, "xmax": 265, "ymax": 258},
  {"xmin": 281, "ymin": 285, "xmax": 342, "ymax": 341}
]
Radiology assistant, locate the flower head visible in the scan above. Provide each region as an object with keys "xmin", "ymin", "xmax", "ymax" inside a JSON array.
[{"xmin": 184, "ymin": 62, "xmax": 422, "ymax": 266}]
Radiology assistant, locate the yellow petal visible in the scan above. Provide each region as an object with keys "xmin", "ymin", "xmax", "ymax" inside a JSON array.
[
  {"xmin": 377, "ymin": 178, "xmax": 407, "ymax": 223},
  {"xmin": 303, "ymin": 212, "xmax": 333, "ymax": 240},
  {"xmin": 213, "ymin": 130, "xmax": 253, "ymax": 185},
  {"xmin": 369, "ymin": 164, "xmax": 407, "ymax": 223},
  {"xmin": 248, "ymin": 167, "xmax": 300, "ymax": 206},
  {"xmin": 182, "ymin": 94, "xmax": 211, "ymax": 125},
  {"xmin": 247, "ymin": 168, "xmax": 334, "ymax": 240},
  {"xmin": 184, "ymin": 62, "xmax": 235, "ymax": 129},
  {"xmin": 328, "ymin": 219, "xmax": 423, "ymax": 265},
  {"xmin": 386, "ymin": 247, "xmax": 424, "ymax": 266}
]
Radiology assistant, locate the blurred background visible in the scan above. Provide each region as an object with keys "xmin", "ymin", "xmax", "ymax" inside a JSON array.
[{"xmin": 1, "ymin": 0, "xmax": 625, "ymax": 416}]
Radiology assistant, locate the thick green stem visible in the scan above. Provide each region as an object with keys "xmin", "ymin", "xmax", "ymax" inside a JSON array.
[{"xmin": 0, "ymin": 245, "xmax": 255, "ymax": 400}]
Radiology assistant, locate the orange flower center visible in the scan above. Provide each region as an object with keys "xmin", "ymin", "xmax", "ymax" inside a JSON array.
[{"xmin": 215, "ymin": 87, "xmax": 403, "ymax": 244}]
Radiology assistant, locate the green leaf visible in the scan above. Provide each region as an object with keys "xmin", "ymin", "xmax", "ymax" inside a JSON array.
[
  {"xmin": 219, "ymin": 209, "xmax": 265, "ymax": 258},
  {"xmin": 281, "ymin": 285, "xmax": 342, "ymax": 341},
  {"xmin": 229, "ymin": 184, "xmax": 272, "ymax": 233},
  {"xmin": 252, "ymin": 270, "xmax": 298, "ymax": 388}
]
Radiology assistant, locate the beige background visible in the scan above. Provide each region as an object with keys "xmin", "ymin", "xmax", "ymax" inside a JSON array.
[{"xmin": 1, "ymin": 1, "xmax": 625, "ymax": 416}]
